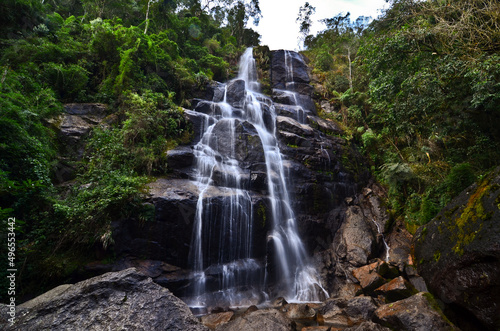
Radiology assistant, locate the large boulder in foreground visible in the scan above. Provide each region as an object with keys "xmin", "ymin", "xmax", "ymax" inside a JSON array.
[
  {"xmin": 3, "ymin": 268, "xmax": 207, "ymax": 331},
  {"xmin": 412, "ymin": 167, "xmax": 500, "ymax": 331}
]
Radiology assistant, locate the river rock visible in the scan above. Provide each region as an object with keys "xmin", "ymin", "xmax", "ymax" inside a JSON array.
[
  {"xmin": 373, "ymin": 292, "xmax": 457, "ymax": 330},
  {"xmin": 225, "ymin": 79, "xmax": 246, "ymax": 109},
  {"xmin": 201, "ymin": 311, "xmax": 234, "ymax": 329},
  {"xmin": 412, "ymin": 167, "xmax": 500, "ymax": 330},
  {"xmin": 215, "ymin": 308, "xmax": 292, "ymax": 331},
  {"xmin": 374, "ymin": 276, "xmax": 418, "ymax": 302},
  {"xmin": 6, "ymin": 268, "xmax": 207, "ymax": 331}
]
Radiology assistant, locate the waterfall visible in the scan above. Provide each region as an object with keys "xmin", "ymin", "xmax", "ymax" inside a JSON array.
[{"xmin": 186, "ymin": 48, "xmax": 327, "ymax": 308}]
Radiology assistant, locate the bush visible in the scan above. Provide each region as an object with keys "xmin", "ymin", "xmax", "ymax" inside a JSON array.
[{"xmin": 445, "ymin": 163, "xmax": 476, "ymax": 198}]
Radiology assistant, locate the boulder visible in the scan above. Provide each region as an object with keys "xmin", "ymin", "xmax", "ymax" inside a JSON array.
[
  {"xmin": 412, "ymin": 167, "xmax": 500, "ymax": 330},
  {"xmin": 352, "ymin": 260, "xmax": 388, "ymax": 293},
  {"xmin": 215, "ymin": 308, "xmax": 292, "ymax": 331},
  {"xmin": 276, "ymin": 116, "xmax": 315, "ymax": 137},
  {"xmin": 201, "ymin": 311, "xmax": 234, "ymax": 329},
  {"xmin": 374, "ymin": 276, "xmax": 418, "ymax": 302},
  {"xmin": 166, "ymin": 146, "xmax": 195, "ymax": 172},
  {"xmin": 279, "ymin": 303, "xmax": 318, "ymax": 320},
  {"xmin": 333, "ymin": 206, "xmax": 380, "ymax": 267},
  {"xmin": 5, "ymin": 268, "xmax": 207, "ymax": 331},
  {"xmin": 317, "ymin": 296, "xmax": 377, "ymax": 328},
  {"xmin": 344, "ymin": 321, "xmax": 391, "ymax": 331},
  {"xmin": 373, "ymin": 292, "xmax": 457, "ymax": 331}
]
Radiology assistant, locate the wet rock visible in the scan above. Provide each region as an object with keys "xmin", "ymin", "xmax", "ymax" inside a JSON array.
[
  {"xmin": 215, "ymin": 308, "xmax": 292, "ymax": 331},
  {"xmin": 184, "ymin": 109, "xmax": 215, "ymax": 144},
  {"xmin": 272, "ymin": 297, "xmax": 288, "ymax": 307},
  {"xmin": 6, "ymin": 268, "xmax": 207, "ymax": 331},
  {"xmin": 112, "ymin": 179, "xmax": 199, "ymax": 268},
  {"xmin": 201, "ymin": 311, "xmax": 234, "ymax": 329},
  {"xmin": 412, "ymin": 167, "xmax": 500, "ymax": 330},
  {"xmin": 225, "ymin": 79, "xmax": 246, "ymax": 109},
  {"xmin": 271, "ymin": 50, "xmax": 310, "ymax": 88},
  {"xmin": 343, "ymin": 296, "xmax": 378, "ymax": 323},
  {"xmin": 276, "ymin": 116, "xmax": 315, "ymax": 137},
  {"xmin": 209, "ymin": 119, "xmax": 265, "ymax": 166},
  {"xmin": 373, "ymin": 292, "xmax": 457, "ymax": 331},
  {"xmin": 374, "ymin": 276, "xmax": 418, "ymax": 302},
  {"xmin": 166, "ymin": 146, "xmax": 194, "ymax": 171}
]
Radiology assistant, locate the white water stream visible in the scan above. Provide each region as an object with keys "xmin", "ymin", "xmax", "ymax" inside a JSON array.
[{"xmin": 186, "ymin": 48, "xmax": 327, "ymax": 308}]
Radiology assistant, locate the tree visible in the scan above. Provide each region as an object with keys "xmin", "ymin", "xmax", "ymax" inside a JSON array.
[{"xmin": 296, "ymin": 2, "xmax": 316, "ymax": 50}]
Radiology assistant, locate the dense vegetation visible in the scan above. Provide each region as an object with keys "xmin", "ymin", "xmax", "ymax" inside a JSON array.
[
  {"xmin": 303, "ymin": 0, "xmax": 500, "ymax": 231},
  {"xmin": 0, "ymin": 0, "xmax": 261, "ymax": 300}
]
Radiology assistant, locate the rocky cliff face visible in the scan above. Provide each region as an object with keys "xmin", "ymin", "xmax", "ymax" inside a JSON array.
[
  {"xmin": 110, "ymin": 50, "xmax": 377, "ymax": 300},
  {"xmin": 413, "ymin": 167, "xmax": 500, "ymax": 331},
  {"xmin": 28, "ymin": 48, "xmax": 461, "ymax": 331}
]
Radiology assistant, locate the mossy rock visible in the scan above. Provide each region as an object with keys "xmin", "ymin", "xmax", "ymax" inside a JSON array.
[{"xmin": 412, "ymin": 167, "xmax": 500, "ymax": 330}]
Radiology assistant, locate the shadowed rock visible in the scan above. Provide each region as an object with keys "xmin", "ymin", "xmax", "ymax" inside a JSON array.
[{"xmin": 3, "ymin": 268, "xmax": 207, "ymax": 331}]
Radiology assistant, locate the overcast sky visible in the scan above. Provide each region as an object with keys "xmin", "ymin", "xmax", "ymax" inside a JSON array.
[{"xmin": 251, "ymin": 0, "xmax": 389, "ymax": 50}]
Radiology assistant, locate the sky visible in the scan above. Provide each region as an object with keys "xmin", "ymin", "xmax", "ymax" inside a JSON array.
[{"xmin": 250, "ymin": 0, "xmax": 390, "ymax": 50}]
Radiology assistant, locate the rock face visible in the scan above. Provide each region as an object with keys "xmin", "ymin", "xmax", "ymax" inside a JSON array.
[
  {"xmin": 413, "ymin": 167, "xmax": 500, "ymax": 331},
  {"xmin": 4, "ymin": 268, "xmax": 207, "ymax": 331},
  {"xmin": 50, "ymin": 103, "xmax": 108, "ymax": 183}
]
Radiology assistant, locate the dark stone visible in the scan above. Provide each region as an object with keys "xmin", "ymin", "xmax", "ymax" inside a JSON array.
[
  {"xmin": 215, "ymin": 308, "xmax": 292, "ymax": 331},
  {"xmin": 276, "ymin": 116, "xmax": 314, "ymax": 137},
  {"xmin": 412, "ymin": 167, "xmax": 500, "ymax": 330},
  {"xmin": 4, "ymin": 268, "xmax": 207, "ymax": 331},
  {"xmin": 271, "ymin": 50, "xmax": 310, "ymax": 87},
  {"xmin": 374, "ymin": 276, "xmax": 418, "ymax": 302},
  {"xmin": 225, "ymin": 79, "xmax": 246, "ymax": 109},
  {"xmin": 373, "ymin": 292, "xmax": 458, "ymax": 330},
  {"xmin": 334, "ymin": 206, "xmax": 380, "ymax": 267},
  {"xmin": 113, "ymin": 179, "xmax": 199, "ymax": 268},
  {"xmin": 208, "ymin": 119, "xmax": 265, "ymax": 166},
  {"xmin": 184, "ymin": 109, "xmax": 215, "ymax": 144},
  {"xmin": 166, "ymin": 146, "xmax": 194, "ymax": 171},
  {"xmin": 344, "ymin": 321, "xmax": 391, "ymax": 331}
]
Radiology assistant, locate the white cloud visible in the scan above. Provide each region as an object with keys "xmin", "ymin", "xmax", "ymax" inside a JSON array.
[{"xmin": 251, "ymin": 0, "xmax": 389, "ymax": 50}]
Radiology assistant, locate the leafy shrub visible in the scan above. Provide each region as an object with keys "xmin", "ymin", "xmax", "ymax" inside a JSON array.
[{"xmin": 445, "ymin": 163, "xmax": 476, "ymax": 198}]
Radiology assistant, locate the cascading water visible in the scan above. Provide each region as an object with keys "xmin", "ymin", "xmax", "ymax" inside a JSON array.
[{"xmin": 185, "ymin": 48, "xmax": 327, "ymax": 308}]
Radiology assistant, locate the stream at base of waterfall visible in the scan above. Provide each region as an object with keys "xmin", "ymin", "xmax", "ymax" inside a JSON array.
[{"xmin": 183, "ymin": 48, "xmax": 328, "ymax": 309}]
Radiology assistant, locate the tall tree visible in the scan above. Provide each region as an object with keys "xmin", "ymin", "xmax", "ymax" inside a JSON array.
[{"xmin": 296, "ymin": 2, "xmax": 316, "ymax": 50}]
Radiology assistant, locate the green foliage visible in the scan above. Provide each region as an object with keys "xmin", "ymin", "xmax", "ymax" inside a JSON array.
[
  {"xmin": 445, "ymin": 163, "xmax": 476, "ymax": 198},
  {"xmin": 308, "ymin": 0, "xmax": 500, "ymax": 227}
]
